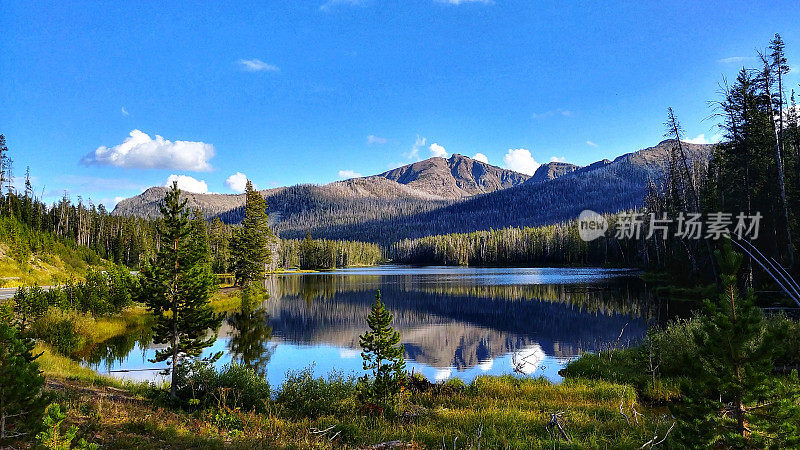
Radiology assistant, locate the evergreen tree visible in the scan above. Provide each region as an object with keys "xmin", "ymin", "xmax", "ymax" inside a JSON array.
[
  {"xmin": 208, "ymin": 216, "xmax": 231, "ymax": 274},
  {"xmin": 0, "ymin": 321, "xmax": 50, "ymax": 443},
  {"xmin": 358, "ymin": 291, "xmax": 406, "ymax": 411},
  {"xmin": 299, "ymin": 230, "xmax": 322, "ymax": 269},
  {"xmin": 36, "ymin": 404, "xmax": 97, "ymax": 450},
  {"xmin": 229, "ymin": 181, "xmax": 272, "ymax": 285},
  {"xmin": 673, "ymin": 241, "xmax": 800, "ymax": 447},
  {"xmin": 139, "ymin": 182, "xmax": 221, "ymax": 399}
]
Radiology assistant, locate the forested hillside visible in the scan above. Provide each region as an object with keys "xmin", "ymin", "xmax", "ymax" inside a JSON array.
[{"xmin": 113, "ymin": 141, "xmax": 714, "ymax": 244}]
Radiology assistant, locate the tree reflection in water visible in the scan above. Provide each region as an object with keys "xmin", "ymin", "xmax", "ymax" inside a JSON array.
[{"xmin": 227, "ymin": 286, "xmax": 275, "ymax": 377}]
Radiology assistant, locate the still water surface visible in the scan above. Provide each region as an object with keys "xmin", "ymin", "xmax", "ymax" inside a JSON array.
[{"xmin": 81, "ymin": 266, "xmax": 655, "ymax": 387}]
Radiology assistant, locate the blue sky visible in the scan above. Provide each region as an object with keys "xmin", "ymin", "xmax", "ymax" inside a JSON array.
[{"xmin": 2, "ymin": 1, "xmax": 800, "ymax": 208}]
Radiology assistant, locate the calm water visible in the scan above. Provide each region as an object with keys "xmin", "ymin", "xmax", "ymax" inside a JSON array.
[{"xmin": 80, "ymin": 266, "xmax": 656, "ymax": 387}]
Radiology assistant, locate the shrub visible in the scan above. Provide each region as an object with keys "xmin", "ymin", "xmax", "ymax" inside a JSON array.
[
  {"xmin": 12, "ymin": 284, "xmax": 49, "ymax": 330},
  {"xmin": 28, "ymin": 308, "xmax": 94, "ymax": 355},
  {"xmin": 36, "ymin": 404, "xmax": 97, "ymax": 450},
  {"xmin": 768, "ymin": 314, "xmax": 800, "ymax": 368},
  {"xmin": 0, "ymin": 321, "xmax": 51, "ymax": 444},
  {"xmin": 170, "ymin": 359, "xmax": 271, "ymax": 413},
  {"xmin": 274, "ymin": 367, "xmax": 357, "ymax": 419}
]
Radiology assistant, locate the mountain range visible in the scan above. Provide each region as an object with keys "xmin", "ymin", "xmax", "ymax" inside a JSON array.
[{"xmin": 113, "ymin": 140, "xmax": 713, "ymax": 243}]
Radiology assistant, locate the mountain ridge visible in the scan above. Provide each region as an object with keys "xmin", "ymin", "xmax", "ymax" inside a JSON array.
[{"xmin": 113, "ymin": 140, "xmax": 714, "ymax": 243}]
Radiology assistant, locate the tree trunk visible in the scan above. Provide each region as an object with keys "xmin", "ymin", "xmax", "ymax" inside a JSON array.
[
  {"xmin": 763, "ymin": 63, "xmax": 795, "ymax": 267},
  {"xmin": 171, "ymin": 236, "xmax": 180, "ymax": 400},
  {"xmin": 171, "ymin": 308, "xmax": 179, "ymax": 400}
]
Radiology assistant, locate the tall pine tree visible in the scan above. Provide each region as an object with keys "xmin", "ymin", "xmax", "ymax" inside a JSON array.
[
  {"xmin": 229, "ymin": 180, "xmax": 272, "ymax": 285},
  {"xmin": 139, "ymin": 182, "xmax": 221, "ymax": 399},
  {"xmin": 673, "ymin": 241, "xmax": 800, "ymax": 447}
]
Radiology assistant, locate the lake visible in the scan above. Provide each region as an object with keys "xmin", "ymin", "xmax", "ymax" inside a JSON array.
[{"xmin": 80, "ymin": 266, "xmax": 657, "ymax": 387}]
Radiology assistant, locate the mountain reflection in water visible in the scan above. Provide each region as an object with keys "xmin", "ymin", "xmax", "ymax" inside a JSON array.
[{"xmin": 83, "ymin": 266, "xmax": 655, "ymax": 385}]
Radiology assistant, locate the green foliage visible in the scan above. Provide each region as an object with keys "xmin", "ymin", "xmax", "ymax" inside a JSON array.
[
  {"xmin": 12, "ymin": 284, "xmax": 49, "ymax": 330},
  {"xmin": 391, "ymin": 222, "xmax": 599, "ymax": 266},
  {"xmin": 229, "ymin": 180, "xmax": 272, "ymax": 285},
  {"xmin": 208, "ymin": 216, "xmax": 232, "ymax": 274},
  {"xmin": 0, "ymin": 321, "xmax": 50, "ymax": 443},
  {"xmin": 279, "ymin": 233, "xmax": 382, "ymax": 270},
  {"xmin": 12, "ymin": 267, "xmax": 136, "ymax": 323},
  {"xmin": 357, "ymin": 291, "xmax": 406, "ymax": 412},
  {"xmin": 170, "ymin": 359, "xmax": 271, "ymax": 413},
  {"xmin": 274, "ymin": 367, "xmax": 357, "ymax": 419},
  {"xmin": 139, "ymin": 182, "xmax": 222, "ymax": 398},
  {"xmin": 672, "ymin": 242, "xmax": 800, "ymax": 447},
  {"xmin": 35, "ymin": 404, "xmax": 97, "ymax": 450},
  {"xmin": 0, "ymin": 195, "xmax": 156, "ymax": 273},
  {"xmin": 31, "ymin": 309, "xmax": 85, "ymax": 355},
  {"xmin": 704, "ymin": 33, "xmax": 800, "ymax": 278}
]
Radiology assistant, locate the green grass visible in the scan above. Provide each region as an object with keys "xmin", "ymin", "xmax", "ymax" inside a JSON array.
[
  {"xmin": 0, "ymin": 242, "xmax": 92, "ymax": 287},
  {"xmin": 208, "ymin": 289, "xmax": 242, "ymax": 312},
  {"xmin": 44, "ymin": 374, "xmax": 670, "ymax": 449},
  {"xmin": 36, "ymin": 341, "xmax": 110, "ymax": 382}
]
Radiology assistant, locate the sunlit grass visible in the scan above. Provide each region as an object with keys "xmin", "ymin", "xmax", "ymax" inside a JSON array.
[
  {"xmin": 208, "ymin": 289, "xmax": 242, "ymax": 312},
  {"xmin": 36, "ymin": 341, "xmax": 111, "ymax": 383},
  {"xmin": 0, "ymin": 241, "xmax": 99, "ymax": 287},
  {"xmin": 42, "ymin": 369, "xmax": 671, "ymax": 449}
]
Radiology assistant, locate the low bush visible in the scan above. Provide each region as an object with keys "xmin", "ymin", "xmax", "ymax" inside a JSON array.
[
  {"xmin": 28, "ymin": 308, "xmax": 94, "ymax": 355},
  {"xmin": 274, "ymin": 367, "xmax": 357, "ymax": 419},
  {"xmin": 13, "ymin": 266, "xmax": 137, "ymax": 321},
  {"xmin": 170, "ymin": 359, "xmax": 271, "ymax": 413}
]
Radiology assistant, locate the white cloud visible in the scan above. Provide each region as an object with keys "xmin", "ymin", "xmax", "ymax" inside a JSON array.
[
  {"xmin": 403, "ymin": 135, "xmax": 426, "ymax": 160},
  {"xmin": 113, "ymin": 196, "xmax": 126, "ymax": 206},
  {"xmin": 550, "ymin": 156, "xmax": 567, "ymax": 162},
  {"xmin": 121, "ymin": 106, "xmax": 129, "ymax": 116},
  {"xmin": 238, "ymin": 59, "xmax": 280, "ymax": 72},
  {"xmin": 429, "ymin": 143, "xmax": 448, "ymax": 158},
  {"xmin": 472, "ymin": 152, "xmax": 489, "ymax": 164},
  {"xmin": 503, "ymin": 148, "xmax": 540, "ymax": 175},
  {"xmin": 684, "ymin": 133, "xmax": 722, "ymax": 145},
  {"xmin": 225, "ymin": 172, "xmax": 252, "ymax": 193},
  {"xmin": 586, "ymin": 140, "xmax": 598, "ymax": 147},
  {"xmin": 531, "ymin": 109, "xmax": 573, "ymax": 119},
  {"xmin": 367, "ymin": 134, "xmax": 388, "ymax": 145},
  {"xmin": 717, "ymin": 56, "xmax": 753, "ymax": 64},
  {"xmin": 82, "ymin": 130, "xmax": 215, "ymax": 171},
  {"xmin": 337, "ymin": 169, "xmax": 362, "ymax": 179},
  {"xmin": 319, "ymin": 0, "xmax": 364, "ymax": 11},
  {"xmin": 164, "ymin": 175, "xmax": 208, "ymax": 194}
]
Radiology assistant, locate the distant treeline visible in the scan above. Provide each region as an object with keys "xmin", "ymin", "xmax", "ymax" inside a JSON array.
[
  {"xmin": 388, "ymin": 217, "xmax": 653, "ymax": 268},
  {"xmin": 390, "ymin": 223, "xmax": 598, "ymax": 266},
  {"xmin": 278, "ymin": 234, "xmax": 383, "ymax": 270}
]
